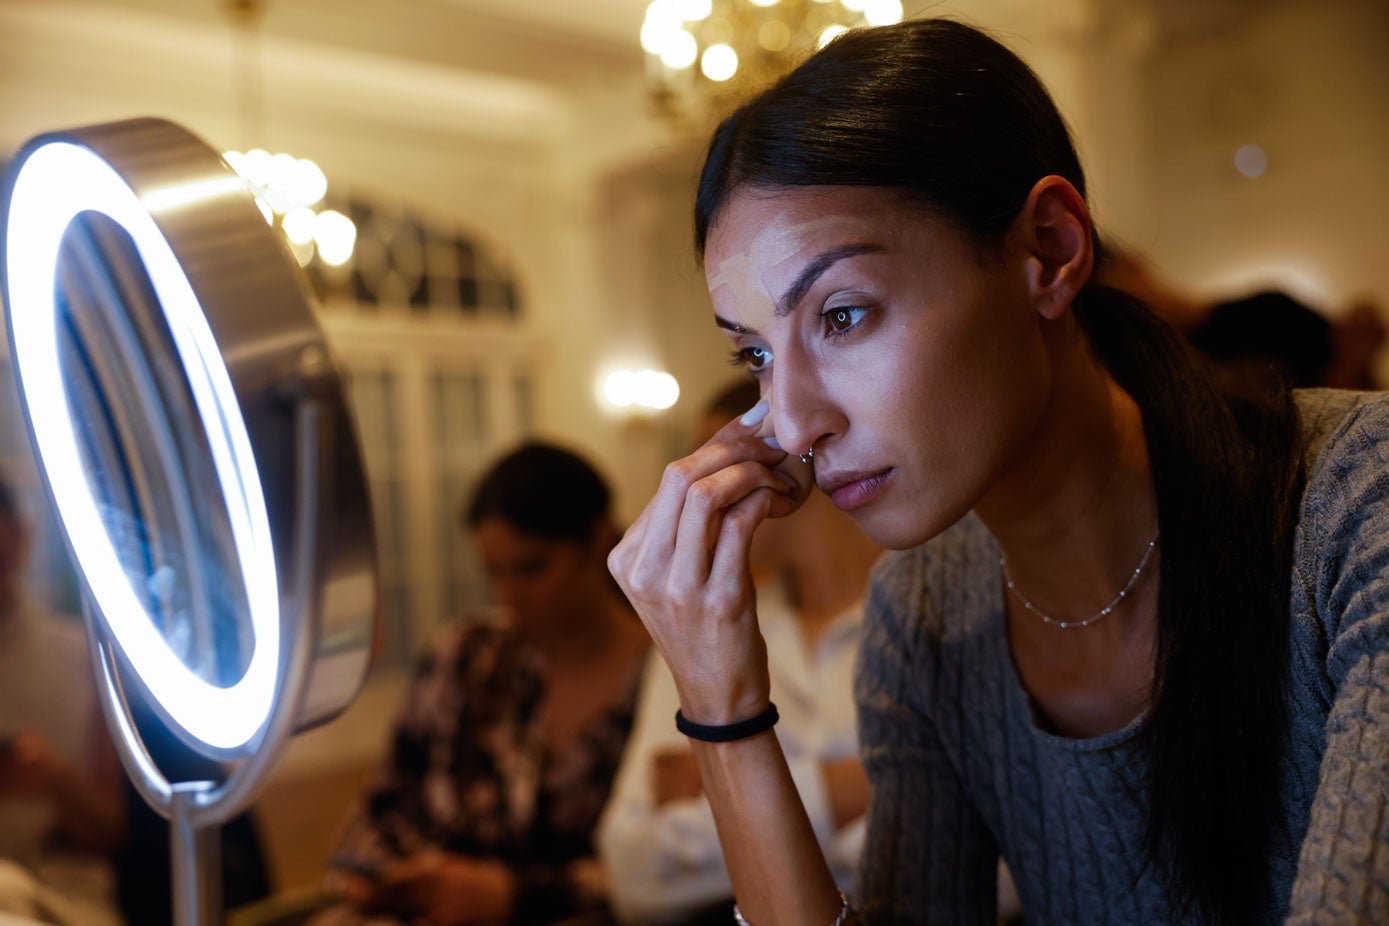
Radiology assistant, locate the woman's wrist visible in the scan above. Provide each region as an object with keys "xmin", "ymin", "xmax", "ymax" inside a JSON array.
[
  {"xmin": 677, "ymin": 702, "xmax": 779, "ymax": 743},
  {"xmin": 674, "ymin": 671, "xmax": 771, "ymax": 726}
]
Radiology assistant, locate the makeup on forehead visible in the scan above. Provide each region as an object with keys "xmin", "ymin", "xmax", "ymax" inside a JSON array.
[
  {"xmin": 712, "ymin": 242, "xmax": 885, "ymax": 337},
  {"xmin": 774, "ymin": 242, "xmax": 883, "ymax": 317}
]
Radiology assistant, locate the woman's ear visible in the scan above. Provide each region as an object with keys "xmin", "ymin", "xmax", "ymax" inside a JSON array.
[{"xmin": 1014, "ymin": 176, "xmax": 1094, "ymax": 321}]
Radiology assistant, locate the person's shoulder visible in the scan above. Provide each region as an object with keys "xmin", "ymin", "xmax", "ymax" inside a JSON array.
[
  {"xmin": 1294, "ymin": 387, "xmax": 1389, "ymax": 472},
  {"xmin": 868, "ymin": 514, "xmax": 998, "ymax": 640}
]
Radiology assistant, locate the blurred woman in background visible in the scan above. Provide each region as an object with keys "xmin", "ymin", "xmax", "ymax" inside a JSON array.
[{"xmin": 317, "ymin": 442, "xmax": 647, "ymax": 926}]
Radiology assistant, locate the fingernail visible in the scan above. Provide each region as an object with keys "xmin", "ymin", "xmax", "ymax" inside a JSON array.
[
  {"xmin": 762, "ymin": 435, "xmax": 783, "ymax": 450},
  {"xmin": 740, "ymin": 399, "xmax": 770, "ymax": 427}
]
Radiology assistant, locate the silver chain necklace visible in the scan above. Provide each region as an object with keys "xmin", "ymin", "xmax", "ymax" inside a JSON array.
[{"xmin": 1000, "ymin": 533, "xmax": 1160, "ymax": 630}]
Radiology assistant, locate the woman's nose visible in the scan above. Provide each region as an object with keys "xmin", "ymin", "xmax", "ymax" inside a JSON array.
[{"xmin": 766, "ymin": 356, "xmax": 839, "ymax": 457}]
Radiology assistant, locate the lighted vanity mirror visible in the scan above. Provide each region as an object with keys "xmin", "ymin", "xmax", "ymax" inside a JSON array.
[{"xmin": 1, "ymin": 117, "xmax": 377, "ymax": 924}]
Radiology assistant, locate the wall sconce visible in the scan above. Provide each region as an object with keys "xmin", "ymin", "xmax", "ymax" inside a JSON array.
[{"xmin": 602, "ymin": 368, "xmax": 681, "ymax": 412}]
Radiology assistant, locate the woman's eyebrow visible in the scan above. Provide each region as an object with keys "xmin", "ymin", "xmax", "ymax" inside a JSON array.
[
  {"xmin": 775, "ymin": 243, "xmax": 883, "ymax": 317},
  {"xmin": 715, "ymin": 315, "xmax": 755, "ymax": 336}
]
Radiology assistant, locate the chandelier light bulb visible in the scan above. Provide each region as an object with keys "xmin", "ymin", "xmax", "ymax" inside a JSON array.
[
  {"xmin": 281, "ymin": 206, "xmax": 317, "ymax": 246},
  {"xmin": 240, "ymin": 149, "xmax": 273, "ymax": 190},
  {"xmin": 643, "ymin": 0, "xmax": 871, "ymax": 127},
  {"xmin": 292, "ymin": 158, "xmax": 328, "ymax": 207},
  {"xmin": 645, "ymin": 0, "xmax": 683, "ymax": 34},
  {"xmin": 313, "ymin": 210, "xmax": 357, "ymax": 268},
  {"xmin": 818, "ymin": 23, "xmax": 850, "ymax": 48},
  {"xmin": 862, "ymin": 0, "xmax": 903, "ymax": 26},
  {"xmin": 676, "ymin": 0, "xmax": 713, "ymax": 21},
  {"xmin": 641, "ymin": 18, "xmax": 671, "ymax": 53},
  {"xmin": 701, "ymin": 43, "xmax": 739, "ymax": 81},
  {"xmin": 660, "ymin": 29, "xmax": 699, "ymax": 69}
]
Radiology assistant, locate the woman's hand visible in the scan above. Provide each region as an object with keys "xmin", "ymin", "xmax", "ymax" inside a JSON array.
[{"xmin": 609, "ymin": 402, "xmax": 811, "ymax": 725}]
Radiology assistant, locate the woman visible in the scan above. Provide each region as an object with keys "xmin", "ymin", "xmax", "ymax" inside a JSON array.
[
  {"xmin": 607, "ymin": 18, "xmax": 1389, "ymax": 926},
  {"xmin": 599, "ymin": 380, "xmax": 881, "ymax": 924},
  {"xmin": 321, "ymin": 442, "xmax": 649, "ymax": 926}
]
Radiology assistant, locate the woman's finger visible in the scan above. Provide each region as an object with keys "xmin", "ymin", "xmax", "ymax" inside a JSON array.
[
  {"xmin": 621, "ymin": 435, "xmax": 786, "ymax": 590},
  {"xmin": 670, "ymin": 460, "xmax": 795, "ymax": 586},
  {"xmin": 708, "ymin": 485, "xmax": 777, "ymax": 592}
]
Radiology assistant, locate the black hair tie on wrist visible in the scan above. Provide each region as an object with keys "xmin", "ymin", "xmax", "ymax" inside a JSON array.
[{"xmin": 675, "ymin": 703, "xmax": 779, "ymax": 743}]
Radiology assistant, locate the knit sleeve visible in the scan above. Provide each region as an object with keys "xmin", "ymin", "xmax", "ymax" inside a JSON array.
[
  {"xmin": 855, "ymin": 550, "xmax": 998, "ymax": 926},
  {"xmin": 1287, "ymin": 397, "xmax": 1389, "ymax": 923}
]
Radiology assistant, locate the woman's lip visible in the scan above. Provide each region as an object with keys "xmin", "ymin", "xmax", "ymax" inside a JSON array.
[{"xmin": 819, "ymin": 468, "xmax": 893, "ymax": 511}]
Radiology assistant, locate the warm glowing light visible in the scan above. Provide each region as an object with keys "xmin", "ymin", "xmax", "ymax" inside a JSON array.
[
  {"xmin": 603, "ymin": 370, "xmax": 638, "ymax": 408},
  {"xmin": 818, "ymin": 24, "xmax": 849, "ymax": 48},
  {"xmin": 862, "ymin": 0, "xmax": 902, "ymax": 26},
  {"xmin": 641, "ymin": 18, "xmax": 672, "ymax": 54},
  {"xmin": 645, "ymin": 0, "xmax": 682, "ymax": 35},
  {"xmin": 602, "ymin": 368, "xmax": 680, "ymax": 411},
  {"xmin": 660, "ymin": 29, "xmax": 699, "ymax": 69},
  {"xmin": 240, "ymin": 148, "xmax": 273, "ymax": 189},
  {"xmin": 644, "ymin": 0, "xmax": 868, "ymax": 125},
  {"xmin": 1234, "ymin": 144, "xmax": 1268, "ymax": 179},
  {"xmin": 281, "ymin": 205, "xmax": 317, "ymax": 245},
  {"xmin": 223, "ymin": 150, "xmax": 349, "ymax": 264},
  {"xmin": 291, "ymin": 158, "xmax": 328, "ymax": 206},
  {"xmin": 314, "ymin": 209, "xmax": 357, "ymax": 267},
  {"xmin": 3, "ymin": 141, "xmax": 281, "ymax": 751},
  {"xmin": 701, "ymin": 43, "xmax": 739, "ymax": 81},
  {"xmin": 636, "ymin": 370, "xmax": 680, "ymax": 410},
  {"xmin": 676, "ymin": 0, "xmax": 712, "ymax": 21}
]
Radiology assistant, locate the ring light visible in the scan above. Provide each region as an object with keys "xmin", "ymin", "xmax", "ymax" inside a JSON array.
[{"xmin": 1, "ymin": 118, "xmax": 377, "ymax": 925}]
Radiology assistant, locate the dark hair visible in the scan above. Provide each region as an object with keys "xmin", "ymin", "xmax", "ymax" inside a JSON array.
[
  {"xmin": 465, "ymin": 442, "xmax": 612, "ymax": 542},
  {"xmin": 695, "ymin": 19, "xmax": 1302, "ymax": 925}
]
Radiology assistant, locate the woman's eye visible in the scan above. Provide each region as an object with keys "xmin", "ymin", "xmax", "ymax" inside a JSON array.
[
  {"xmin": 824, "ymin": 306, "xmax": 869, "ymax": 334},
  {"xmin": 732, "ymin": 346, "xmax": 772, "ymax": 369}
]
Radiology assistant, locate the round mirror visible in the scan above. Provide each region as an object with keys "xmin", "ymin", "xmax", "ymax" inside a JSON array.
[{"xmin": 1, "ymin": 118, "xmax": 376, "ymax": 820}]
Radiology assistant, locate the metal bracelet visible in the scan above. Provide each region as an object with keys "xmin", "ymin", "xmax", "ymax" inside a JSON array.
[{"xmin": 733, "ymin": 891, "xmax": 853, "ymax": 926}]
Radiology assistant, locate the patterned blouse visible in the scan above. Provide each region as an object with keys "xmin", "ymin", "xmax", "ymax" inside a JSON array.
[{"xmin": 330, "ymin": 619, "xmax": 644, "ymax": 923}]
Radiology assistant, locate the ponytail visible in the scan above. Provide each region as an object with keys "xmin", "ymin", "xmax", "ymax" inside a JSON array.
[{"xmin": 1075, "ymin": 282, "xmax": 1303, "ymax": 924}]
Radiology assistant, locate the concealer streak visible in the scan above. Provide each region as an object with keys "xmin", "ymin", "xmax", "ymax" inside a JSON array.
[{"xmin": 706, "ymin": 214, "xmax": 878, "ymax": 442}]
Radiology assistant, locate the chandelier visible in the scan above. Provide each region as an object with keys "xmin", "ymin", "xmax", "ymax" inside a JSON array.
[
  {"xmin": 220, "ymin": 0, "xmax": 356, "ymax": 269},
  {"xmin": 641, "ymin": 0, "xmax": 904, "ymax": 129}
]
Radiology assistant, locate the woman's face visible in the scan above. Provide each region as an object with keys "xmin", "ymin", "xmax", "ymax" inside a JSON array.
[
  {"xmin": 704, "ymin": 186, "xmax": 1056, "ymax": 550},
  {"xmin": 473, "ymin": 518, "xmax": 599, "ymax": 632}
]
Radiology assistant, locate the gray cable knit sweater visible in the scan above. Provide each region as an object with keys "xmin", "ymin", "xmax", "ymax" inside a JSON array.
[{"xmin": 854, "ymin": 389, "xmax": 1389, "ymax": 924}]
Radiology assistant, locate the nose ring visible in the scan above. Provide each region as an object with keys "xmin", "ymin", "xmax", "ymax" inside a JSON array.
[{"xmin": 799, "ymin": 449, "xmax": 814, "ymax": 465}]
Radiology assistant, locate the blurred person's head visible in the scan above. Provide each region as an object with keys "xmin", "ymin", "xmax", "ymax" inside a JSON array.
[
  {"xmin": 1189, "ymin": 291, "xmax": 1333, "ymax": 400},
  {"xmin": 465, "ymin": 442, "xmax": 619, "ymax": 635}
]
